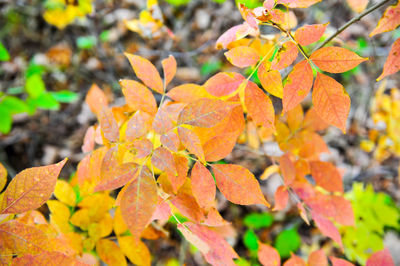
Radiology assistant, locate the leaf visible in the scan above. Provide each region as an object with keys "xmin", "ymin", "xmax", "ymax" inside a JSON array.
[
  {"xmin": 271, "ymin": 42, "xmax": 298, "ymax": 70},
  {"xmin": 152, "ymin": 102, "xmax": 185, "ymax": 134},
  {"xmin": 283, "ymin": 254, "xmax": 306, "ymax": 266},
  {"xmin": 160, "ymin": 130, "xmax": 180, "ymax": 152},
  {"xmin": 203, "ymin": 132, "xmax": 239, "ymax": 162},
  {"xmin": 225, "ymin": 46, "xmax": 259, "ymax": 68},
  {"xmin": 0, "ymin": 106, "xmax": 12, "ymax": 134},
  {"xmin": 347, "ymin": 0, "xmax": 369, "ymax": 13},
  {"xmin": 294, "ymin": 23, "xmax": 328, "ymax": 46},
  {"xmin": 54, "ymin": 180, "xmax": 76, "ymax": 206},
  {"xmin": 204, "ymin": 72, "xmax": 245, "ymax": 97},
  {"xmin": 96, "ymin": 239, "xmax": 127, "ymax": 266},
  {"xmin": 258, "ymin": 61, "xmax": 283, "ymax": 98},
  {"xmin": 178, "ymin": 127, "xmax": 205, "ymax": 162},
  {"xmin": 311, "ymin": 211, "xmax": 342, "ymax": 248},
  {"xmin": 26, "ymin": 74, "xmax": 45, "ymax": 99},
  {"xmin": 120, "ymin": 166, "xmax": 158, "ymax": 240},
  {"xmin": 329, "ymin": 257, "xmax": 355, "ymax": 266},
  {"xmin": 366, "ymin": 248, "xmax": 395, "ymax": 266},
  {"xmin": 312, "ymin": 72, "xmax": 350, "ymax": 132},
  {"xmin": 0, "ymin": 159, "xmax": 67, "ymax": 214},
  {"xmin": 243, "ymin": 229, "xmax": 259, "ymax": 251},
  {"xmin": 308, "ymin": 250, "xmax": 328, "ymax": 266},
  {"xmin": 166, "ymin": 84, "xmax": 211, "ymax": 103},
  {"xmin": 124, "ymin": 53, "xmax": 163, "ymax": 93},
  {"xmin": 125, "ymin": 111, "xmax": 153, "ymax": 141},
  {"xmin": 151, "ymin": 147, "xmax": 177, "ymax": 175},
  {"xmin": 216, "ymin": 22, "xmax": 255, "ymax": 49},
  {"xmin": 279, "ymin": 154, "xmax": 295, "ymax": 185},
  {"xmin": 0, "ymin": 41, "xmax": 10, "ymax": 61},
  {"xmin": 171, "ymin": 187, "xmax": 205, "ymax": 222},
  {"xmin": 273, "ymin": 185, "xmax": 289, "ymax": 211},
  {"xmin": 162, "ymin": 55, "xmax": 177, "ymax": 87},
  {"xmin": 278, "ymin": 0, "xmax": 322, "ymax": 8},
  {"xmin": 82, "ymin": 126, "xmax": 95, "ymax": 153},
  {"xmin": 310, "ymin": 47, "xmax": 368, "ymax": 73},
  {"xmin": 211, "ymin": 164, "xmax": 269, "ymax": 206},
  {"xmin": 177, "ymin": 98, "xmax": 237, "ymax": 127},
  {"xmin": 118, "ymin": 236, "xmax": 151, "ymax": 266},
  {"xmin": 191, "ymin": 162, "xmax": 216, "ymax": 211},
  {"xmin": 168, "ymin": 154, "xmax": 189, "ymax": 194},
  {"xmin": 244, "ymin": 213, "xmax": 274, "ymax": 229},
  {"xmin": 282, "ymin": 60, "xmax": 313, "ymax": 113},
  {"xmin": 0, "ymin": 162, "xmax": 7, "ymax": 192},
  {"xmin": 258, "ymin": 243, "xmax": 281, "ymax": 266},
  {"xmin": 95, "ymin": 163, "xmax": 139, "ymax": 192},
  {"xmin": 245, "ymin": 81, "xmax": 275, "ymax": 129},
  {"xmin": 120, "ymin": 79, "xmax": 157, "ymax": 115},
  {"xmin": 50, "ymin": 90, "xmax": 79, "ymax": 103},
  {"xmin": 85, "ymin": 84, "xmax": 108, "ymax": 115},
  {"xmin": 99, "ymin": 107, "xmax": 119, "ymax": 142},
  {"xmin": 12, "ymin": 251, "xmax": 86, "ymax": 266},
  {"xmin": 377, "ymin": 38, "xmax": 400, "ymax": 81},
  {"xmin": 274, "ymin": 228, "xmax": 301, "ymax": 258},
  {"xmin": 370, "ymin": 2, "xmax": 400, "ymax": 36},
  {"xmin": 310, "ymin": 161, "xmax": 343, "ymax": 193},
  {"xmin": 0, "ymin": 96, "xmax": 29, "ymax": 114}
]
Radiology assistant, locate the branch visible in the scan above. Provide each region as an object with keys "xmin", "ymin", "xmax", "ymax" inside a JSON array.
[{"xmin": 313, "ymin": 0, "xmax": 395, "ymax": 51}]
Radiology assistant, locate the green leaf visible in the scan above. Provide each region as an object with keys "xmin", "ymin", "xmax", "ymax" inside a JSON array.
[
  {"xmin": 26, "ymin": 63, "xmax": 45, "ymax": 78},
  {"xmin": 100, "ymin": 30, "xmax": 110, "ymax": 42},
  {"xmin": 0, "ymin": 106, "xmax": 12, "ymax": 134},
  {"xmin": 235, "ymin": 258, "xmax": 252, "ymax": 266},
  {"xmin": 77, "ymin": 36, "xmax": 96, "ymax": 50},
  {"xmin": 50, "ymin": 90, "xmax": 79, "ymax": 103},
  {"xmin": 6, "ymin": 86, "xmax": 24, "ymax": 95},
  {"xmin": 236, "ymin": 0, "xmax": 262, "ymax": 9},
  {"xmin": 274, "ymin": 228, "xmax": 301, "ymax": 258},
  {"xmin": 0, "ymin": 42, "xmax": 10, "ymax": 61},
  {"xmin": 164, "ymin": 0, "xmax": 190, "ymax": 6},
  {"xmin": 0, "ymin": 96, "xmax": 29, "ymax": 114},
  {"xmin": 26, "ymin": 74, "xmax": 46, "ymax": 99},
  {"xmin": 29, "ymin": 92, "xmax": 60, "ymax": 110},
  {"xmin": 244, "ymin": 213, "xmax": 274, "ymax": 229},
  {"xmin": 243, "ymin": 229, "xmax": 259, "ymax": 251},
  {"xmin": 200, "ymin": 61, "xmax": 222, "ymax": 76}
]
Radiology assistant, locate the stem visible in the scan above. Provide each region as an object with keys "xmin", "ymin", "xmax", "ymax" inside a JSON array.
[{"xmin": 313, "ymin": 0, "xmax": 394, "ymax": 52}]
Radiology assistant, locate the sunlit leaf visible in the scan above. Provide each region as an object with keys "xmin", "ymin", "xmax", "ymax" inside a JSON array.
[
  {"xmin": 377, "ymin": 38, "xmax": 400, "ymax": 81},
  {"xmin": 96, "ymin": 239, "xmax": 127, "ymax": 266},
  {"xmin": 370, "ymin": 2, "xmax": 400, "ymax": 36}
]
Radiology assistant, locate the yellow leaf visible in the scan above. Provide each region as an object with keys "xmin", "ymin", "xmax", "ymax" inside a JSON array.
[
  {"xmin": 113, "ymin": 207, "xmax": 129, "ymax": 236},
  {"xmin": 118, "ymin": 236, "xmax": 151, "ymax": 266},
  {"xmin": 47, "ymin": 200, "xmax": 72, "ymax": 233},
  {"xmin": 78, "ymin": 193, "xmax": 114, "ymax": 222},
  {"xmin": 260, "ymin": 165, "xmax": 280, "ymax": 180},
  {"xmin": 0, "ymin": 162, "xmax": 7, "ymax": 192},
  {"xmin": 64, "ymin": 232, "xmax": 83, "ymax": 255},
  {"xmin": 70, "ymin": 209, "xmax": 91, "ymax": 230},
  {"xmin": 96, "ymin": 239, "xmax": 127, "ymax": 266},
  {"xmin": 54, "ymin": 180, "xmax": 76, "ymax": 207}
]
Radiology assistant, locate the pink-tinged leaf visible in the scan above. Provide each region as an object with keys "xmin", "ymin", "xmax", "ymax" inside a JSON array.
[
  {"xmin": 120, "ymin": 79, "xmax": 157, "ymax": 116},
  {"xmin": 204, "ymin": 72, "xmax": 245, "ymax": 97},
  {"xmin": 167, "ymin": 84, "xmax": 211, "ymax": 103},
  {"xmin": 216, "ymin": 22, "xmax": 255, "ymax": 49},
  {"xmin": 82, "ymin": 126, "xmax": 95, "ymax": 153},
  {"xmin": 212, "ymin": 164, "xmax": 270, "ymax": 206},
  {"xmin": 1, "ymin": 159, "xmax": 67, "ymax": 214},
  {"xmin": 310, "ymin": 161, "xmax": 343, "ymax": 193},
  {"xmin": 294, "ymin": 23, "xmax": 328, "ymax": 46},
  {"xmin": 309, "ymin": 250, "xmax": 328, "ymax": 266},
  {"xmin": 191, "ymin": 162, "xmax": 216, "ymax": 211},
  {"xmin": 245, "ymin": 81, "xmax": 275, "ymax": 129},
  {"xmin": 329, "ymin": 257, "xmax": 355, "ymax": 266},
  {"xmin": 13, "ymin": 251, "xmax": 87, "ymax": 266},
  {"xmin": 120, "ymin": 166, "xmax": 158, "ymax": 240},
  {"xmin": 203, "ymin": 132, "xmax": 239, "ymax": 162},
  {"xmin": 160, "ymin": 130, "xmax": 180, "ymax": 152},
  {"xmin": 162, "ymin": 55, "xmax": 177, "ymax": 87},
  {"xmin": 278, "ymin": 0, "xmax": 322, "ymax": 8},
  {"xmin": 131, "ymin": 139, "xmax": 153, "ymax": 158},
  {"xmin": 171, "ymin": 189, "xmax": 205, "ymax": 222},
  {"xmin": 258, "ymin": 61, "xmax": 283, "ymax": 98},
  {"xmin": 125, "ymin": 111, "xmax": 153, "ymax": 141},
  {"xmin": 99, "ymin": 107, "xmax": 119, "ymax": 142},
  {"xmin": 167, "ymin": 154, "xmax": 189, "ymax": 194},
  {"xmin": 151, "ymin": 147, "xmax": 177, "ymax": 175},
  {"xmin": 280, "ymin": 154, "xmax": 296, "ymax": 185},
  {"xmin": 377, "ymin": 38, "xmax": 400, "ymax": 81},
  {"xmin": 310, "ymin": 47, "xmax": 368, "ymax": 73},
  {"xmin": 85, "ymin": 83, "xmax": 108, "ymax": 115},
  {"xmin": 95, "ymin": 163, "xmax": 138, "ymax": 192},
  {"xmin": 124, "ymin": 53, "xmax": 163, "ymax": 93},
  {"xmin": 366, "ymin": 249, "xmax": 395, "ymax": 266},
  {"xmin": 178, "ymin": 98, "xmax": 237, "ymax": 128},
  {"xmin": 151, "ymin": 199, "xmax": 171, "ymax": 223},
  {"xmin": 202, "ymin": 207, "xmax": 230, "ymax": 226},
  {"xmin": 370, "ymin": 2, "xmax": 400, "ymax": 36},
  {"xmin": 178, "ymin": 127, "xmax": 205, "ymax": 162},
  {"xmin": 272, "ymin": 42, "xmax": 298, "ymax": 70},
  {"xmin": 152, "ymin": 102, "xmax": 185, "ymax": 135},
  {"xmin": 238, "ymin": 4, "xmax": 258, "ymax": 29},
  {"xmin": 258, "ymin": 243, "xmax": 281, "ymax": 266},
  {"xmin": 284, "ymin": 254, "xmax": 306, "ymax": 266},
  {"xmin": 312, "ymin": 72, "xmax": 350, "ymax": 132},
  {"xmin": 311, "ymin": 211, "xmax": 342, "ymax": 248},
  {"xmin": 264, "ymin": 0, "xmax": 275, "ymax": 11},
  {"xmin": 347, "ymin": 0, "xmax": 369, "ymax": 13},
  {"xmin": 225, "ymin": 46, "xmax": 260, "ymax": 68},
  {"xmin": 273, "ymin": 185, "xmax": 289, "ymax": 211},
  {"xmin": 282, "ymin": 60, "xmax": 313, "ymax": 113}
]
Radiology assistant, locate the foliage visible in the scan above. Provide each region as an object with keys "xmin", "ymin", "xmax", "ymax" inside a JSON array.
[{"xmin": 43, "ymin": 0, "xmax": 93, "ymax": 29}]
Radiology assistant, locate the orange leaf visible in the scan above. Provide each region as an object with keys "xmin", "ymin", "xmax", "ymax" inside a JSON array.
[
  {"xmin": 120, "ymin": 79, "xmax": 157, "ymax": 116},
  {"xmin": 272, "ymin": 41, "xmax": 298, "ymax": 70},
  {"xmin": 12, "ymin": 251, "xmax": 86, "ymax": 266},
  {"xmin": 204, "ymin": 72, "xmax": 245, "ymax": 97},
  {"xmin": 284, "ymin": 254, "xmax": 306, "ymax": 266},
  {"xmin": 162, "ymin": 55, "xmax": 177, "ymax": 87},
  {"xmin": 99, "ymin": 107, "xmax": 119, "ymax": 142},
  {"xmin": 191, "ymin": 162, "xmax": 216, "ymax": 211},
  {"xmin": 0, "ymin": 159, "xmax": 67, "ymax": 214},
  {"xmin": 131, "ymin": 139, "xmax": 153, "ymax": 158},
  {"xmin": 302, "ymin": 107, "xmax": 329, "ymax": 131},
  {"xmin": 278, "ymin": 0, "xmax": 322, "ymax": 8},
  {"xmin": 308, "ymin": 250, "xmax": 328, "ymax": 266},
  {"xmin": 273, "ymin": 185, "xmax": 289, "ymax": 211},
  {"xmin": 171, "ymin": 188, "xmax": 205, "ymax": 222},
  {"xmin": 167, "ymin": 84, "xmax": 211, "ymax": 103},
  {"xmin": 310, "ymin": 47, "xmax": 367, "ymax": 73},
  {"xmin": 160, "ymin": 130, "xmax": 180, "ymax": 152},
  {"xmin": 178, "ymin": 127, "xmax": 205, "ymax": 161},
  {"xmin": 329, "ymin": 257, "xmax": 354, "ymax": 266},
  {"xmin": 258, "ymin": 243, "xmax": 281, "ymax": 266},
  {"xmin": 178, "ymin": 98, "xmax": 237, "ymax": 128},
  {"xmin": 279, "ymin": 154, "xmax": 295, "ymax": 185},
  {"xmin": 310, "ymin": 161, "xmax": 343, "ymax": 193},
  {"xmin": 82, "ymin": 126, "xmax": 95, "ymax": 153},
  {"xmin": 366, "ymin": 249, "xmax": 395, "ymax": 266},
  {"xmin": 311, "ymin": 211, "xmax": 342, "ymax": 248},
  {"xmin": 211, "ymin": 164, "xmax": 269, "ymax": 206},
  {"xmin": 370, "ymin": 2, "xmax": 400, "ymax": 36},
  {"xmin": 96, "ymin": 239, "xmax": 127, "ymax": 266},
  {"xmin": 347, "ymin": 0, "xmax": 369, "ymax": 13},
  {"xmin": 0, "ymin": 162, "xmax": 7, "ymax": 192},
  {"xmin": 258, "ymin": 61, "xmax": 283, "ymax": 98},
  {"xmin": 85, "ymin": 84, "xmax": 108, "ymax": 115},
  {"xmin": 225, "ymin": 46, "xmax": 259, "ymax": 68},
  {"xmin": 282, "ymin": 60, "xmax": 313, "ymax": 113},
  {"xmin": 120, "ymin": 166, "xmax": 158, "ymax": 240},
  {"xmin": 151, "ymin": 147, "xmax": 177, "ymax": 175},
  {"xmin": 124, "ymin": 53, "xmax": 163, "ymax": 93},
  {"xmin": 152, "ymin": 102, "xmax": 185, "ymax": 135},
  {"xmin": 287, "ymin": 104, "xmax": 304, "ymax": 132},
  {"xmin": 125, "ymin": 111, "xmax": 153, "ymax": 141},
  {"xmin": 245, "ymin": 81, "xmax": 275, "ymax": 129},
  {"xmin": 377, "ymin": 38, "xmax": 400, "ymax": 81},
  {"xmin": 312, "ymin": 72, "xmax": 350, "ymax": 132},
  {"xmin": 203, "ymin": 132, "xmax": 239, "ymax": 162},
  {"xmin": 95, "ymin": 163, "xmax": 138, "ymax": 192},
  {"xmin": 216, "ymin": 23, "xmax": 255, "ymax": 49},
  {"xmin": 294, "ymin": 23, "xmax": 328, "ymax": 46}
]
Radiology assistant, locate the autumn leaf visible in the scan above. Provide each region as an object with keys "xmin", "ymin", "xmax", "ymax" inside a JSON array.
[
  {"xmin": 272, "ymin": 41, "xmax": 298, "ymax": 70},
  {"xmin": 366, "ymin": 248, "xmax": 395, "ymax": 266},
  {"xmin": 245, "ymin": 81, "xmax": 275, "ymax": 129},
  {"xmin": 0, "ymin": 162, "xmax": 7, "ymax": 192},
  {"xmin": 125, "ymin": 111, "xmax": 153, "ymax": 141},
  {"xmin": 273, "ymin": 185, "xmax": 289, "ymax": 211},
  {"xmin": 96, "ymin": 239, "xmax": 127, "ymax": 266},
  {"xmin": 347, "ymin": 0, "xmax": 369, "ymax": 13},
  {"xmin": 257, "ymin": 61, "xmax": 283, "ymax": 98},
  {"xmin": 279, "ymin": 154, "xmax": 296, "ymax": 185},
  {"xmin": 284, "ymin": 254, "xmax": 307, "ymax": 266},
  {"xmin": 211, "ymin": 164, "xmax": 269, "ymax": 206},
  {"xmin": 216, "ymin": 22, "xmax": 255, "ymax": 49},
  {"xmin": 12, "ymin": 251, "xmax": 87, "ymax": 266},
  {"xmin": 120, "ymin": 79, "xmax": 157, "ymax": 116},
  {"xmin": 1, "ymin": 159, "xmax": 67, "ymax": 214},
  {"xmin": 370, "ymin": 1, "xmax": 400, "ymax": 36},
  {"xmin": 162, "ymin": 55, "xmax": 177, "ymax": 87},
  {"xmin": 54, "ymin": 180, "xmax": 76, "ymax": 206},
  {"xmin": 95, "ymin": 163, "xmax": 139, "ymax": 192},
  {"xmin": 85, "ymin": 84, "xmax": 108, "ymax": 115},
  {"xmin": 203, "ymin": 132, "xmax": 239, "ymax": 162},
  {"xmin": 258, "ymin": 243, "xmax": 281, "ymax": 266},
  {"xmin": 294, "ymin": 23, "xmax": 328, "ymax": 46},
  {"xmin": 151, "ymin": 147, "xmax": 177, "ymax": 175},
  {"xmin": 118, "ymin": 236, "xmax": 151, "ymax": 266},
  {"xmin": 377, "ymin": 38, "xmax": 400, "ymax": 81},
  {"xmin": 166, "ymin": 84, "xmax": 211, "ymax": 103},
  {"xmin": 310, "ymin": 47, "xmax": 368, "ymax": 73},
  {"xmin": 329, "ymin": 257, "xmax": 355, "ymax": 266},
  {"xmin": 191, "ymin": 162, "xmax": 216, "ymax": 211},
  {"xmin": 152, "ymin": 102, "xmax": 185, "ymax": 135},
  {"xmin": 178, "ymin": 127, "xmax": 205, "ymax": 162},
  {"xmin": 308, "ymin": 249, "xmax": 328, "ymax": 266},
  {"xmin": 310, "ymin": 161, "xmax": 343, "ymax": 193},
  {"xmin": 99, "ymin": 107, "xmax": 119, "ymax": 142},
  {"xmin": 278, "ymin": 0, "xmax": 322, "ymax": 8},
  {"xmin": 124, "ymin": 53, "xmax": 163, "ymax": 93},
  {"xmin": 160, "ymin": 130, "xmax": 180, "ymax": 152},
  {"xmin": 225, "ymin": 46, "xmax": 260, "ymax": 68},
  {"xmin": 312, "ymin": 72, "xmax": 350, "ymax": 132},
  {"xmin": 204, "ymin": 72, "xmax": 245, "ymax": 97},
  {"xmin": 311, "ymin": 211, "xmax": 343, "ymax": 248}
]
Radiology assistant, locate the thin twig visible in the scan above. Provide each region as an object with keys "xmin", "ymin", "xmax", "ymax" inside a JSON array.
[{"xmin": 313, "ymin": 0, "xmax": 395, "ymax": 52}]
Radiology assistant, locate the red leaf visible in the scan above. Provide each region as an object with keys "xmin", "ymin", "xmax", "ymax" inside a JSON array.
[
  {"xmin": 203, "ymin": 132, "xmax": 239, "ymax": 162},
  {"xmin": 366, "ymin": 249, "xmax": 395, "ymax": 266},
  {"xmin": 283, "ymin": 254, "xmax": 306, "ymax": 266},
  {"xmin": 245, "ymin": 81, "xmax": 275, "ymax": 129},
  {"xmin": 82, "ymin": 126, "xmax": 95, "ymax": 153},
  {"xmin": 152, "ymin": 103, "xmax": 185, "ymax": 135},
  {"xmin": 225, "ymin": 46, "xmax": 260, "ymax": 68},
  {"xmin": 258, "ymin": 243, "xmax": 281, "ymax": 266},
  {"xmin": 347, "ymin": 0, "xmax": 369, "ymax": 13},
  {"xmin": 191, "ymin": 162, "xmax": 216, "ymax": 211},
  {"xmin": 377, "ymin": 38, "xmax": 400, "ymax": 81},
  {"xmin": 13, "ymin": 251, "xmax": 87, "ymax": 266},
  {"xmin": 294, "ymin": 23, "xmax": 328, "ymax": 46},
  {"xmin": 160, "ymin": 130, "xmax": 180, "ymax": 152},
  {"xmin": 95, "ymin": 163, "xmax": 138, "ymax": 192},
  {"xmin": 162, "ymin": 55, "xmax": 177, "ymax": 87}
]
